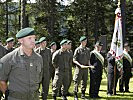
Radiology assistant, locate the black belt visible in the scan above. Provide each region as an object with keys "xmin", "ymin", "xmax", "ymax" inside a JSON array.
[{"xmin": 9, "ymin": 91, "xmax": 39, "ymax": 99}]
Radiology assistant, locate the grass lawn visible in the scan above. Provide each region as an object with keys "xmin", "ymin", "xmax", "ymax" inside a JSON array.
[{"xmin": 46, "ymin": 70, "xmax": 133, "ymax": 100}]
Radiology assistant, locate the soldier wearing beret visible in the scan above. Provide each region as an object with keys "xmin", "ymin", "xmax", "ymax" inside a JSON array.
[
  {"xmin": 0, "ymin": 41, "xmax": 7, "ymax": 100},
  {"xmin": 66, "ymin": 40, "xmax": 73, "ymax": 96},
  {"xmin": 35, "ymin": 41, "xmax": 40, "ymax": 49},
  {"xmin": 119, "ymin": 42, "xmax": 132, "ymax": 92},
  {"xmin": 49, "ymin": 42, "xmax": 57, "ymax": 81},
  {"xmin": 89, "ymin": 41, "xmax": 104, "ymax": 98},
  {"xmin": 73, "ymin": 36, "xmax": 91, "ymax": 100},
  {"xmin": 0, "ymin": 27, "xmax": 44, "ymax": 100},
  {"xmin": 35, "ymin": 37, "xmax": 51, "ymax": 100},
  {"xmin": 5, "ymin": 37, "xmax": 15, "ymax": 54},
  {"xmin": 52, "ymin": 39, "xmax": 70, "ymax": 100}
]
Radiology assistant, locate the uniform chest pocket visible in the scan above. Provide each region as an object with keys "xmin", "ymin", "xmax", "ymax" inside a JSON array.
[
  {"xmin": 33, "ymin": 63, "xmax": 42, "ymax": 83},
  {"xmin": 11, "ymin": 60, "xmax": 27, "ymax": 77},
  {"xmin": 80, "ymin": 52, "xmax": 87, "ymax": 58},
  {"xmin": 36, "ymin": 65, "xmax": 42, "ymax": 73},
  {"xmin": 42, "ymin": 53, "xmax": 50, "ymax": 62}
]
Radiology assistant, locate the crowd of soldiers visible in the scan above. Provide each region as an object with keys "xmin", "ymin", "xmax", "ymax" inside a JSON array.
[{"xmin": 0, "ymin": 27, "xmax": 132, "ymax": 100}]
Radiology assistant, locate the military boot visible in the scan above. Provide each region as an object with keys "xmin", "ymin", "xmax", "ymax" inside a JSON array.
[
  {"xmin": 62, "ymin": 95, "xmax": 67, "ymax": 100},
  {"xmin": 53, "ymin": 96, "xmax": 56, "ymax": 100},
  {"xmin": 74, "ymin": 92, "xmax": 78, "ymax": 100},
  {"xmin": 58, "ymin": 89, "xmax": 62, "ymax": 97},
  {"xmin": 66, "ymin": 91, "xmax": 73, "ymax": 96},
  {"xmin": 81, "ymin": 90, "xmax": 85, "ymax": 99}
]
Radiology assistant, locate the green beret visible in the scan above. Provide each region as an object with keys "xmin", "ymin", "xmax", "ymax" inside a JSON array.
[
  {"xmin": 6, "ymin": 37, "xmax": 14, "ymax": 42},
  {"xmin": 39, "ymin": 37, "xmax": 46, "ymax": 43},
  {"xmin": 60, "ymin": 39, "xmax": 68, "ymax": 45},
  {"xmin": 16, "ymin": 27, "xmax": 35, "ymax": 39},
  {"xmin": 35, "ymin": 41, "xmax": 40, "ymax": 45},
  {"xmin": 50, "ymin": 42, "xmax": 56, "ymax": 47},
  {"xmin": 95, "ymin": 41, "xmax": 103, "ymax": 46},
  {"xmin": 80, "ymin": 36, "xmax": 87, "ymax": 42},
  {"xmin": 67, "ymin": 40, "xmax": 72, "ymax": 44}
]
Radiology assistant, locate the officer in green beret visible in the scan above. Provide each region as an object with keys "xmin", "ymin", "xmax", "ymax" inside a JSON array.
[
  {"xmin": 66, "ymin": 40, "xmax": 73, "ymax": 96},
  {"xmin": 52, "ymin": 39, "xmax": 70, "ymax": 100},
  {"xmin": 49, "ymin": 42, "xmax": 57, "ymax": 81},
  {"xmin": 0, "ymin": 40, "xmax": 7, "ymax": 100},
  {"xmin": 5, "ymin": 37, "xmax": 15, "ymax": 54},
  {"xmin": 35, "ymin": 41, "xmax": 40, "ymax": 49},
  {"xmin": 0, "ymin": 27, "xmax": 44, "ymax": 100},
  {"xmin": 35, "ymin": 37, "xmax": 51, "ymax": 100},
  {"xmin": 73, "ymin": 36, "xmax": 91, "ymax": 100}
]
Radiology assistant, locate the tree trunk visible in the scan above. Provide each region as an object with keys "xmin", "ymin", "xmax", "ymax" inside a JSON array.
[
  {"xmin": 5, "ymin": 0, "xmax": 8, "ymax": 39},
  {"xmin": 19, "ymin": 0, "xmax": 21, "ymax": 30},
  {"xmin": 21, "ymin": 0, "xmax": 27, "ymax": 29},
  {"xmin": 121, "ymin": 0, "xmax": 126, "ymax": 43},
  {"xmin": 47, "ymin": 0, "xmax": 56, "ymax": 35},
  {"xmin": 50, "ymin": 0, "xmax": 56, "ymax": 35},
  {"xmin": 94, "ymin": 1, "xmax": 98, "ymax": 43}
]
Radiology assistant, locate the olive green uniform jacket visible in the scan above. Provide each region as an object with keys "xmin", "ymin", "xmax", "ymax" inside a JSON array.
[{"xmin": 0, "ymin": 47, "xmax": 43, "ymax": 100}]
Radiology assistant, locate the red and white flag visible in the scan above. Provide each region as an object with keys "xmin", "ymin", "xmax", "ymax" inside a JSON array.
[{"xmin": 109, "ymin": 7, "xmax": 123, "ymax": 68}]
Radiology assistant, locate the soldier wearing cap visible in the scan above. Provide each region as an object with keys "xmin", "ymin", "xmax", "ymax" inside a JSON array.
[
  {"xmin": 119, "ymin": 42, "xmax": 132, "ymax": 92},
  {"xmin": 5, "ymin": 37, "xmax": 15, "ymax": 54},
  {"xmin": 35, "ymin": 37, "xmax": 51, "ymax": 100},
  {"xmin": 89, "ymin": 41, "xmax": 104, "ymax": 98},
  {"xmin": 52, "ymin": 39, "xmax": 69, "ymax": 100},
  {"xmin": 49, "ymin": 42, "xmax": 57, "ymax": 81},
  {"xmin": 73, "ymin": 36, "xmax": 91, "ymax": 100},
  {"xmin": 0, "ymin": 27, "xmax": 44, "ymax": 100}
]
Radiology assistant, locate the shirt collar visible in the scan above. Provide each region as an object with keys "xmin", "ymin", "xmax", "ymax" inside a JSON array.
[
  {"xmin": 18, "ymin": 46, "xmax": 36, "ymax": 59},
  {"xmin": 18, "ymin": 47, "xmax": 25, "ymax": 56}
]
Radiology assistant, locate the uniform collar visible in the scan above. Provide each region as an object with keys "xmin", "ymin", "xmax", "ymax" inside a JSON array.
[
  {"xmin": 19, "ymin": 47, "xmax": 25, "ymax": 56},
  {"xmin": 59, "ymin": 48, "xmax": 66, "ymax": 52},
  {"xmin": 79, "ymin": 45, "xmax": 86, "ymax": 50},
  {"xmin": 18, "ymin": 47, "xmax": 36, "ymax": 59},
  {"xmin": 40, "ymin": 46, "xmax": 46, "ymax": 50}
]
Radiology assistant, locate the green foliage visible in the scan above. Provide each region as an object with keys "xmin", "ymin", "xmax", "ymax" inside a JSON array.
[
  {"xmin": 126, "ymin": 0, "xmax": 133, "ymax": 36},
  {"xmin": 0, "ymin": 3, "xmax": 6, "ymax": 40},
  {"xmin": 0, "ymin": 0, "xmax": 132, "ymax": 49}
]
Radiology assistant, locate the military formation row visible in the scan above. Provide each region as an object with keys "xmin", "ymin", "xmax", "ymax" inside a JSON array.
[{"xmin": 0, "ymin": 27, "xmax": 132, "ymax": 100}]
